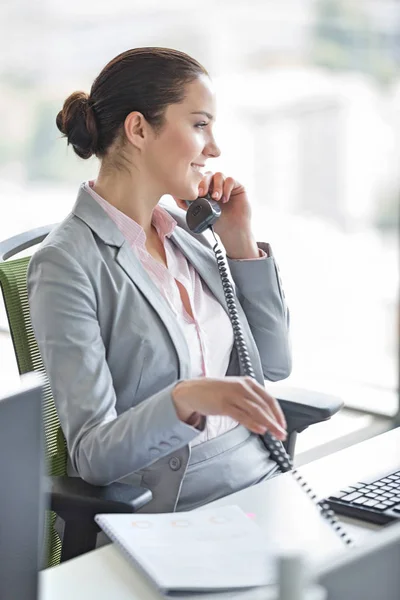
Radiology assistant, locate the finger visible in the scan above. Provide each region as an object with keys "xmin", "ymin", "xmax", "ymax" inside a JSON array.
[
  {"xmin": 198, "ymin": 171, "xmax": 214, "ymax": 197},
  {"xmin": 228, "ymin": 404, "xmax": 268, "ymax": 435},
  {"xmin": 232, "ymin": 400, "xmax": 287, "ymax": 440},
  {"xmin": 221, "ymin": 176, "xmax": 236, "ymax": 203},
  {"xmin": 236, "ymin": 382, "xmax": 286, "ymax": 436},
  {"xmin": 236, "ymin": 384, "xmax": 278, "ymax": 427},
  {"xmin": 245, "ymin": 379, "xmax": 287, "ymax": 431},
  {"xmin": 244, "ymin": 399, "xmax": 287, "ymax": 440},
  {"xmin": 209, "ymin": 172, "xmax": 225, "ymax": 200},
  {"xmin": 231, "ymin": 397, "xmax": 287, "ymax": 440}
]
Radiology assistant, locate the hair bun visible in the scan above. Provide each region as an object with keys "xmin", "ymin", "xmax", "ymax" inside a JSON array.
[{"xmin": 56, "ymin": 91, "xmax": 98, "ymax": 159}]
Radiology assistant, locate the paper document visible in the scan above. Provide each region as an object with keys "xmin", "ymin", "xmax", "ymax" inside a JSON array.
[{"xmin": 95, "ymin": 505, "xmax": 275, "ymax": 592}]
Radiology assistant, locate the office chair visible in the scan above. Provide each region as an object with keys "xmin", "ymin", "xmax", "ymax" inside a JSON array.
[
  {"xmin": 0, "ymin": 226, "xmax": 152, "ymax": 567},
  {"xmin": 0, "ymin": 225, "xmax": 343, "ymax": 565}
]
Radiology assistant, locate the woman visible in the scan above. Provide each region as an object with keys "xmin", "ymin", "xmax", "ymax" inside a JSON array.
[{"xmin": 28, "ymin": 48, "xmax": 292, "ymax": 513}]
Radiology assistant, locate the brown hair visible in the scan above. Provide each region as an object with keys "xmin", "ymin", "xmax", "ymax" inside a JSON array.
[{"xmin": 56, "ymin": 47, "xmax": 208, "ymax": 160}]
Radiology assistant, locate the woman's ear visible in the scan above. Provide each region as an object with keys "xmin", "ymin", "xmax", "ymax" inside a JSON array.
[{"xmin": 124, "ymin": 111, "xmax": 148, "ymax": 150}]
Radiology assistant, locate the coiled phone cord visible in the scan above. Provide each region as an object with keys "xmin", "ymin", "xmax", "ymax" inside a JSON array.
[{"xmin": 210, "ymin": 227, "xmax": 354, "ymax": 547}]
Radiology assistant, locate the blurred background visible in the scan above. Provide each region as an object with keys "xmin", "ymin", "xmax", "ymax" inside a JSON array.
[{"xmin": 0, "ymin": 0, "xmax": 399, "ymax": 436}]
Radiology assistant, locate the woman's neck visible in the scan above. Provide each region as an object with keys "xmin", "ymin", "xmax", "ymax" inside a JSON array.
[{"xmin": 93, "ymin": 167, "xmax": 161, "ymax": 239}]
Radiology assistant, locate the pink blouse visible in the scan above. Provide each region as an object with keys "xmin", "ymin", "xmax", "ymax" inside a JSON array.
[{"xmin": 85, "ymin": 182, "xmax": 237, "ymax": 445}]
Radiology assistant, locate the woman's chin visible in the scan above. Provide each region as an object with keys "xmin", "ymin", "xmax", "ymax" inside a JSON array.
[{"xmin": 176, "ymin": 187, "xmax": 199, "ymax": 201}]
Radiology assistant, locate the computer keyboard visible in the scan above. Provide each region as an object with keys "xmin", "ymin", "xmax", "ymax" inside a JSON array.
[{"xmin": 325, "ymin": 468, "xmax": 400, "ymax": 525}]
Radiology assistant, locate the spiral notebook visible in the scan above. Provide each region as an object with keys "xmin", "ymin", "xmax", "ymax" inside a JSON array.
[{"xmin": 95, "ymin": 505, "xmax": 275, "ymax": 592}]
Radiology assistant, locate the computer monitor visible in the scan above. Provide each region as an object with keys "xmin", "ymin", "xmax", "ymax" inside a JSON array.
[
  {"xmin": 316, "ymin": 518, "xmax": 400, "ymax": 599},
  {"xmin": 0, "ymin": 373, "xmax": 46, "ymax": 600}
]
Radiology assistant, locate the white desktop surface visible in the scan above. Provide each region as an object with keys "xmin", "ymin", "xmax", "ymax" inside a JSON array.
[{"xmin": 40, "ymin": 428, "xmax": 400, "ymax": 600}]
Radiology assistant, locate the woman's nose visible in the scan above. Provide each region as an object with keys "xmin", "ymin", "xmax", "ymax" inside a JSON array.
[{"xmin": 205, "ymin": 137, "xmax": 221, "ymax": 159}]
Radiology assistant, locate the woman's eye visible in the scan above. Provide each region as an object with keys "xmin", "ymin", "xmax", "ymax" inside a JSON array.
[{"xmin": 195, "ymin": 122, "xmax": 208, "ymax": 129}]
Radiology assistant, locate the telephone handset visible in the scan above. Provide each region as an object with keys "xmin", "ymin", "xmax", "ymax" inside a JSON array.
[
  {"xmin": 185, "ymin": 193, "xmax": 353, "ymax": 547},
  {"xmin": 185, "ymin": 194, "xmax": 222, "ymax": 233}
]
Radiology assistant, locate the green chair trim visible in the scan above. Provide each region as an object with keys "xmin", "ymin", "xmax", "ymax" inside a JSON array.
[{"xmin": 0, "ymin": 255, "xmax": 66, "ymax": 566}]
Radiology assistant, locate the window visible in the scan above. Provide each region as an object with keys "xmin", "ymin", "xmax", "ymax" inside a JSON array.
[{"xmin": 0, "ymin": 0, "xmax": 398, "ymax": 415}]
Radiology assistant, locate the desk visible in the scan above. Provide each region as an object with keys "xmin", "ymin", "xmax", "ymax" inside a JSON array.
[{"xmin": 39, "ymin": 428, "xmax": 400, "ymax": 600}]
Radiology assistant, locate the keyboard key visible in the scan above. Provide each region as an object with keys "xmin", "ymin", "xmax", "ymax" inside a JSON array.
[
  {"xmin": 362, "ymin": 499, "xmax": 379, "ymax": 507},
  {"xmin": 340, "ymin": 487, "xmax": 359, "ymax": 494},
  {"xmin": 353, "ymin": 497, "xmax": 368, "ymax": 505},
  {"xmin": 342, "ymin": 492, "xmax": 362, "ymax": 502},
  {"xmin": 351, "ymin": 483, "xmax": 365, "ymax": 490},
  {"xmin": 373, "ymin": 504, "xmax": 387, "ymax": 511},
  {"xmin": 393, "ymin": 505, "xmax": 400, "ymax": 513},
  {"xmin": 365, "ymin": 492, "xmax": 378, "ymax": 498},
  {"xmin": 382, "ymin": 500, "xmax": 396, "ymax": 507}
]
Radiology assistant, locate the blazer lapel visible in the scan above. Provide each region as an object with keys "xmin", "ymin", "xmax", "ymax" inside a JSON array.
[
  {"xmin": 170, "ymin": 227, "xmax": 227, "ymax": 308},
  {"xmin": 72, "ymin": 185, "xmax": 191, "ymax": 378},
  {"xmin": 170, "ymin": 227, "xmax": 265, "ymax": 382},
  {"xmin": 115, "ymin": 242, "xmax": 191, "ymax": 378}
]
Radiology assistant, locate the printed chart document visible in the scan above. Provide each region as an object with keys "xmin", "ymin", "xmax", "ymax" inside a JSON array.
[{"xmin": 95, "ymin": 505, "xmax": 275, "ymax": 592}]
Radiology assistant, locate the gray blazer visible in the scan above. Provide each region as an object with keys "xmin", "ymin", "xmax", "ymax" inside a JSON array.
[{"xmin": 28, "ymin": 184, "xmax": 291, "ymax": 511}]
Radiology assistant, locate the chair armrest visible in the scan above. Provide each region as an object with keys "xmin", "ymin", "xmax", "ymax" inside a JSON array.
[
  {"xmin": 48, "ymin": 477, "xmax": 152, "ymax": 562},
  {"xmin": 50, "ymin": 476, "xmax": 152, "ymax": 520},
  {"xmin": 273, "ymin": 386, "xmax": 344, "ymax": 434}
]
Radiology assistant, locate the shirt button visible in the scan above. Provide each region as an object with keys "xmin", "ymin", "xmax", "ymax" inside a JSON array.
[
  {"xmin": 169, "ymin": 457, "xmax": 181, "ymax": 471},
  {"xmin": 170, "ymin": 436, "xmax": 181, "ymax": 445}
]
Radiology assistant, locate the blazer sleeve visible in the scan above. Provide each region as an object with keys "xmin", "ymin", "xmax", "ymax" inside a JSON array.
[
  {"xmin": 227, "ymin": 242, "xmax": 292, "ymax": 382},
  {"xmin": 27, "ymin": 245, "xmax": 200, "ymax": 486}
]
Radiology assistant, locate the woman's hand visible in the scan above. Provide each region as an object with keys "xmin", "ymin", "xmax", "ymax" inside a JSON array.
[
  {"xmin": 172, "ymin": 376, "xmax": 287, "ymax": 441},
  {"xmin": 173, "ymin": 171, "xmax": 260, "ymax": 259}
]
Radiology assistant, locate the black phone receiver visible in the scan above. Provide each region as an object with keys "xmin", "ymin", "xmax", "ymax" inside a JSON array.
[{"xmin": 185, "ymin": 193, "xmax": 222, "ymax": 234}]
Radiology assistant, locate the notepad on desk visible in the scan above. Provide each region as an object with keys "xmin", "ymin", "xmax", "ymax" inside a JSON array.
[{"xmin": 95, "ymin": 505, "xmax": 275, "ymax": 593}]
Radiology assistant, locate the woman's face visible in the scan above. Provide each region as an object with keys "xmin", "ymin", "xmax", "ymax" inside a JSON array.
[{"xmin": 143, "ymin": 75, "xmax": 221, "ymax": 201}]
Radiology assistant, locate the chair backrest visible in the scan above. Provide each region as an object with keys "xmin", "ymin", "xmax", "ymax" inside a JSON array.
[
  {"xmin": 0, "ymin": 255, "xmax": 66, "ymax": 474},
  {"xmin": 0, "ymin": 225, "xmax": 64, "ymax": 566}
]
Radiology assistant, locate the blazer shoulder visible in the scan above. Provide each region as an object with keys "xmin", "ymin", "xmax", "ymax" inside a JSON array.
[
  {"xmin": 33, "ymin": 213, "xmax": 97, "ymax": 261},
  {"xmin": 27, "ymin": 215, "xmax": 101, "ymax": 289}
]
